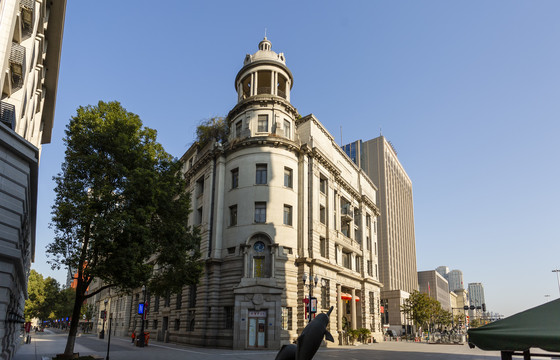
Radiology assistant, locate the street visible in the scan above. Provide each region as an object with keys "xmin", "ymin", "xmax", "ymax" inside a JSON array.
[{"xmin": 13, "ymin": 329, "xmax": 503, "ymax": 360}]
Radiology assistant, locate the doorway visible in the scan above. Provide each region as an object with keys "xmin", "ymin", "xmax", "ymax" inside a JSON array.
[{"xmin": 247, "ymin": 310, "xmax": 267, "ymax": 348}]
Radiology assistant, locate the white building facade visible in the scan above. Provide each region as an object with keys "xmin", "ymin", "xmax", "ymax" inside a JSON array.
[
  {"xmin": 90, "ymin": 38, "xmax": 383, "ymax": 350},
  {"xmin": 0, "ymin": 1, "xmax": 66, "ymax": 359}
]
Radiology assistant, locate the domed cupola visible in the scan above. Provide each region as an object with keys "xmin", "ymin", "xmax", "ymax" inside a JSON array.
[{"xmin": 235, "ymin": 37, "xmax": 293, "ymax": 103}]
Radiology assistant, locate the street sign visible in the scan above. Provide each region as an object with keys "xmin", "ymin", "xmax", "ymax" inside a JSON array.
[
  {"xmin": 138, "ymin": 303, "xmax": 145, "ymax": 315},
  {"xmin": 310, "ymin": 297, "xmax": 317, "ymax": 313}
]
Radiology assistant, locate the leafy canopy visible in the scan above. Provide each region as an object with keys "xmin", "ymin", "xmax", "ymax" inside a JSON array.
[
  {"xmin": 48, "ymin": 101, "xmax": 202, "ymax": 356},
  {"xmin": 48, "ymin": 100, "xmax": 202, "ymax": 295}
]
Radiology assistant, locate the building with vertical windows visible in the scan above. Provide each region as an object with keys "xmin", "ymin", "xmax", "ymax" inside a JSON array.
[
  {"xmin": 92, "ymin": 38, "xmax": 384, "ymax": 350},
  {"xmin": 0, "ymin": 1, "xmax": 66, "ymax": 359},
  {"xmin": 467, "ymin": 282, "xmax": 485, "ymax": 309},
  {"xmin": 417, "ymin": 270, "xmax": 451, "ymax": 311},
  {"xmin": 342, "ymin": 137, "xmax": 418, "ymax": 332}
]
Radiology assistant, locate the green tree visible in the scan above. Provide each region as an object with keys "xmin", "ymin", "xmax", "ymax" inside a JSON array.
[
  {"xmin": 195, "ymin": 117, "xmax": 229, "ymax": 146},
  {"xmin": 401, "ymin": 291, "xmax": 433, "ymax": 333},
  {"xmin": 24, "ymin": 270, "xmax": 45, "ymax": 321},
  {"xmin": 47, "ymin": 101, "xmax": 202, "ymax": 356}
]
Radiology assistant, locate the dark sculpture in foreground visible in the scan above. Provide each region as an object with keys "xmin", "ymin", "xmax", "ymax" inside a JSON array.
[{"xmin": 276, "ymin": 306, "xmax": 335, "ymax": 360}]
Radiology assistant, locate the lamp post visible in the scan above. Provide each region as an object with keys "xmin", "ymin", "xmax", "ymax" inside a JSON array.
[
  {"xmin": 139, "ymin": 285, "xmax": 146, "ymax": 347},
  {"xmin": 302, "ymin": 273, "xmax": 320, "ymax": 323},
  {"xmin": 552, "ymin": 269, "xmax": 560, "ymax": 296},
  {"xmin": 106, "ymin": 310, "xmax": 112, "ymax": 360},
  {"xmin": 100, "ymin": 299, "xmax": 108, "ymax": 339}
]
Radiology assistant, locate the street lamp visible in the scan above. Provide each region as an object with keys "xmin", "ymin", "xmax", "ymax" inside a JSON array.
[
  {"xmin": 138, "ymin": 285, "xmax": 146, "ymax": 347},
  {"xmin": 552, "ymin": 269, "xmax": 560, "ymax": 296},
  {"xmin": 100, "ymin": 299, "xmax": 108, "ymax": 339},
  {"xmin": 302, "ymin": 273, "xmax": 320, "ymax": 323}
]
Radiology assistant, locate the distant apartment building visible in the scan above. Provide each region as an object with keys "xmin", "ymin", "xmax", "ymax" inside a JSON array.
[
  {"xmin": 417, "ymin": 270, "xmax": 451, "ymax": 311},
  {"xmin": 343, "ymin": 137, "xmax": 418, "ymax": 332},
  {"xmin": 436, "ymin": 266, "xmax": 449, "ymax": 279},
  {"xmin": 0, "ymin": 1, "xmax": 66, "ymax": 359}
]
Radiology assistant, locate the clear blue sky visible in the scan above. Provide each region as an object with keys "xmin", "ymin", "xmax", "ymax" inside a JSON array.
[{"xmin": 34, "ymin": 1, "xmax": 560, "ymax": 317}]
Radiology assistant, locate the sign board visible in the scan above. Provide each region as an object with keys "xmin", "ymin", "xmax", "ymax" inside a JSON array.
[
  {"xmin": 310, "ymin": 297, "xmax": 317, "ymax": 313},
  {"xmin": 248, "ymin": 311, "xmax": 267, "ymax": 318},
  {"xmin": 138, "ymin": 303, "xmax": 145, "ymax": 315}
]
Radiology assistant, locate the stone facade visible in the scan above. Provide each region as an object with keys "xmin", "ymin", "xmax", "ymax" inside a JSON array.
[
  {"xmin": 93, "ymin": 38, "xmax": 384, "ymax": 350},
  {"xmin": 0, "ymin": 1, "xmax": 65, "ymax": 359}
]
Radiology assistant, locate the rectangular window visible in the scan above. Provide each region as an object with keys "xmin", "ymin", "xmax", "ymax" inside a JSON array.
[
  {"xmin": 236, "ymin": 121, "xmax": 242, "ymax": 137},
  {"xmin": 319, "ymin": 205, "xmax": 326, "ymax": 224},
  {"xmin": 342, "ymin": 251, "xmax": 350, "ymax": 270},
  {"xmin": 258, "ymin": 114, "xmax": 268, "ymax": 132},
  {"xmin": 320, "ymin": 237, "xmax": 327, "ymax": 257},
  {"xmin": 366, "ymin": 236, "xmax": 370, "ymax": 250},
  {"xmin": 369, "ymin": 292, "xmax": 375, "ymax": 314},
  {"xmin": 153, "ymin": 320, "xmax": 158, "ymax": 329},
  {"xmin": 255, "ymin": 202, "xmax": 266, "ymax": 223},
  {"xmin": 374, "ymin": 221, "xmax": 377, "ymax": 234},
  {"xmin": 224, "ymin": 307, "xmax": 234, "ymax": 329},
  {"xmin": 256, "ymin": 164, "xmax": 267, "ymax": 184},
  {"xmin": 197, "ymin": 207, "xmax": 203, "ymax": 225},
  {"xmin": 253, "ymin": 256, "xmax": 265, "ymax": 277},
  {"xmin": 284, "ymin": 167, "xmax": 293, "ymax": 188},
  {"xmin": 174, "ymin": 319, "xmax": 180, "ymax": 330},
  {"xmin": 230, "ymin": 205, "xmax": 238, "ymax": 226},
  {"xmin": 176, "ymin": 292, "xmax": 182, "ymax": 310},
  {"xmin": 375, "ymin": 264, "xmax": 378, "ymax": 278},
  {"xmin": 231, "ymin": 168, "xmax": 239, "ymax": 189},
  {"xmin": 321, "ymin": 280, "xmax": 330, "ymax": 309},
  {"xmin": 164, "ymin": 291, "xmax": 171, "ymax": 307},
  {"xmin": 189, "ymin": 285, "xmax": 197, "ymax": 308},
  {"xmin": 281, "ymin": 307, "xmax": 293, "ymax": 330},
  {"xmin": 367, "ymin": 260, "xmax": 372, "ymax": 276},
  {"xmin": 197, "ymin": 177, "xmax": 204, "ymax": 196},
  {"xmin": 375, "ymin": 241, "xmax": 377, "ymax": 256},
  {"xmin": 284, "ymin": 119, "xmax": 291, "ymax": 138},
  {"xmin": 356, "ymin": 256, "xmax": 361, "ymax": 272},
  {"xmin": 366, "ymin": 214, "xmax": 371, "ymax": 228},
  {"xmin": 283, "ymin": 205, "xmax": 292, "ymax": 226},
  {"xmin": 154, "ymin": 295, "xmax": 160, "ymax": 312},
  {"xmin": 320, "ymin": 177, "xmax": 327, "ymax": 194}
]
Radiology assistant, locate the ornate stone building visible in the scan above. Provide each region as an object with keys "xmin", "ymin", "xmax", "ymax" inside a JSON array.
[
  {"xmin": 94, "ymin": 38, "xmax": 384, "ymax": 349},
  {"xmin": 0, "ymin": 1, "xmax": 66, "ymax": 358}
]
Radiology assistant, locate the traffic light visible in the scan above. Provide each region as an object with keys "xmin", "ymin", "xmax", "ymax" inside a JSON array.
[
  {"xmin": 482, "ymin": 303, "xmax": 486, "ymax": 312},
  {"xmin": 464, "ymin": 305, "xmax": 469, "ymax": 310}
]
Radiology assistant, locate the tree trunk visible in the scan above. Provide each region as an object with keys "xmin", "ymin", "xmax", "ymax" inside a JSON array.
[{"xmin": 64, "ymin": 286, "xmax": 84, "ymax": 356}]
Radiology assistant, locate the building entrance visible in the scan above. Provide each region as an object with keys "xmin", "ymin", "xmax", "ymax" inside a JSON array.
[{"xmin": 247, "ymin": 310, "xmax": 267, "ymax": 348}]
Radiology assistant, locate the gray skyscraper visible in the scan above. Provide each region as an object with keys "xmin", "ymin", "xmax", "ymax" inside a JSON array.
[
  {"xmin": 447, "ymin": 269, "xmax": 464, "ymax": 292},
  {"xmin": 468, "ymin": 282, "xmax": 485, "ymax": 307},
  {"xmin": 343, "ymin": 137, "xmax": 418, "ymax": 330}
]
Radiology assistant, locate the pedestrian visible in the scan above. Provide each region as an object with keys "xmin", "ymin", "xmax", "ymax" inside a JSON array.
[{"xmin": 131, "ymin": 332, "xmax": 136, "ymax": 344}]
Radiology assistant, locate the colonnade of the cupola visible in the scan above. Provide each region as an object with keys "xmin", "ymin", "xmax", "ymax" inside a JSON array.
[{"xmin": 235, "ymin": 37, "xmax": 293, "ymax": 103}]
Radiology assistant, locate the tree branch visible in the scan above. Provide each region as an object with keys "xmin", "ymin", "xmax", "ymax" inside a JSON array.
[{"xmin": 83, "ymin": 283, "xmax": 116, "ymax": 299}]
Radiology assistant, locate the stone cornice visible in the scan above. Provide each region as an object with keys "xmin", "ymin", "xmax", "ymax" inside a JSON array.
[
  {"xmin": 362, "ymin": 195, "xmax": 381, "ymax": 216},
  {"xmin": 295, "ymin": 114, "xmax": 335, "ymax": 143},
  {"xmin": 227, "ymin": 95, "xmax": 299, "ymax": 124}
]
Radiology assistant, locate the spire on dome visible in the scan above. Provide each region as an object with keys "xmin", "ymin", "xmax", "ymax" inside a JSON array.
[{"xmin": 259, "ymin": 37, "xmax": 272, "ymax": 51}]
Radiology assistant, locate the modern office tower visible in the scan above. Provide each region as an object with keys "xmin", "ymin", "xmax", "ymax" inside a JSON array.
[
  {"xmin": 417, "ymin": 270, "xmax": 451, "ymax": 311},
  {"xmin": 343, "ymin": 136, "xmax": 418, "ymax": 331},
  {"xmin": 447, "ymin": 269, "xmax": 464, "ymax": 292},
  {"xmin": 0, "ymin": 1, "xmax": 66, "ymax": 359},
  {"xmin": 436, "ymin": 266, "xmax": 449, "ymax": 279},
  {"xmin": 91, "ymin": 38, "xmax": 384, "ymax": 349},
  {"xmin": 468, "ymin": 282, "xmax": 486, "ymax": 307}
]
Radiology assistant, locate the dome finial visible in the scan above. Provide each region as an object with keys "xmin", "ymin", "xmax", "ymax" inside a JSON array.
[{"xmin": 259, "ymin": 36, "xmax": 271, "ymax": 51}]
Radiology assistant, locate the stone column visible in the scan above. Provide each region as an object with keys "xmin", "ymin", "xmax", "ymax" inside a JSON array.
[
  {"xmin": 337, "ymin": 284, "xmax": 342, "ymax": 332},
  {"xmin": 351, "ymin": 288, "xmax": 357, "ymax": 330}
]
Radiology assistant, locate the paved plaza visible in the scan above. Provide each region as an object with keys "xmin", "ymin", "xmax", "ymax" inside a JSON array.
[{"xmin": 12, "ymin": 329, "xmax": 506, "ymax": 360}]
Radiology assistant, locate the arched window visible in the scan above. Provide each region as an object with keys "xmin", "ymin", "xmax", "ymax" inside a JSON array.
[{"xmin": 249, "ymin": 234, "xmax": 272, "ymax": 278}]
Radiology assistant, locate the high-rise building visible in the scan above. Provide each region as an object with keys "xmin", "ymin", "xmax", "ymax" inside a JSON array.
[
  {"xmin": 468, "ymin": 282, "xmax": 485, "ymax": 308},
  {"xmin": 417, "ymin": 270, "xmax": 451, "ymax": 311},
  {"xmin": 0, "ymin": 1, "xmax": 66, "ymax": 358},
  {"xmin": 343, "ymin": 137, "xmax": 418, "ymax": 330},
  {"xmin": 436, "ymin": 266, "xmax": 449, "ymax": 279},
  {"xmin": 447, "ymin": 269, "xmax": 464, "ymax": 292},
  {"xmin": 91, "ymin": 38, "xmax": 384, "ymax": 349}
]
